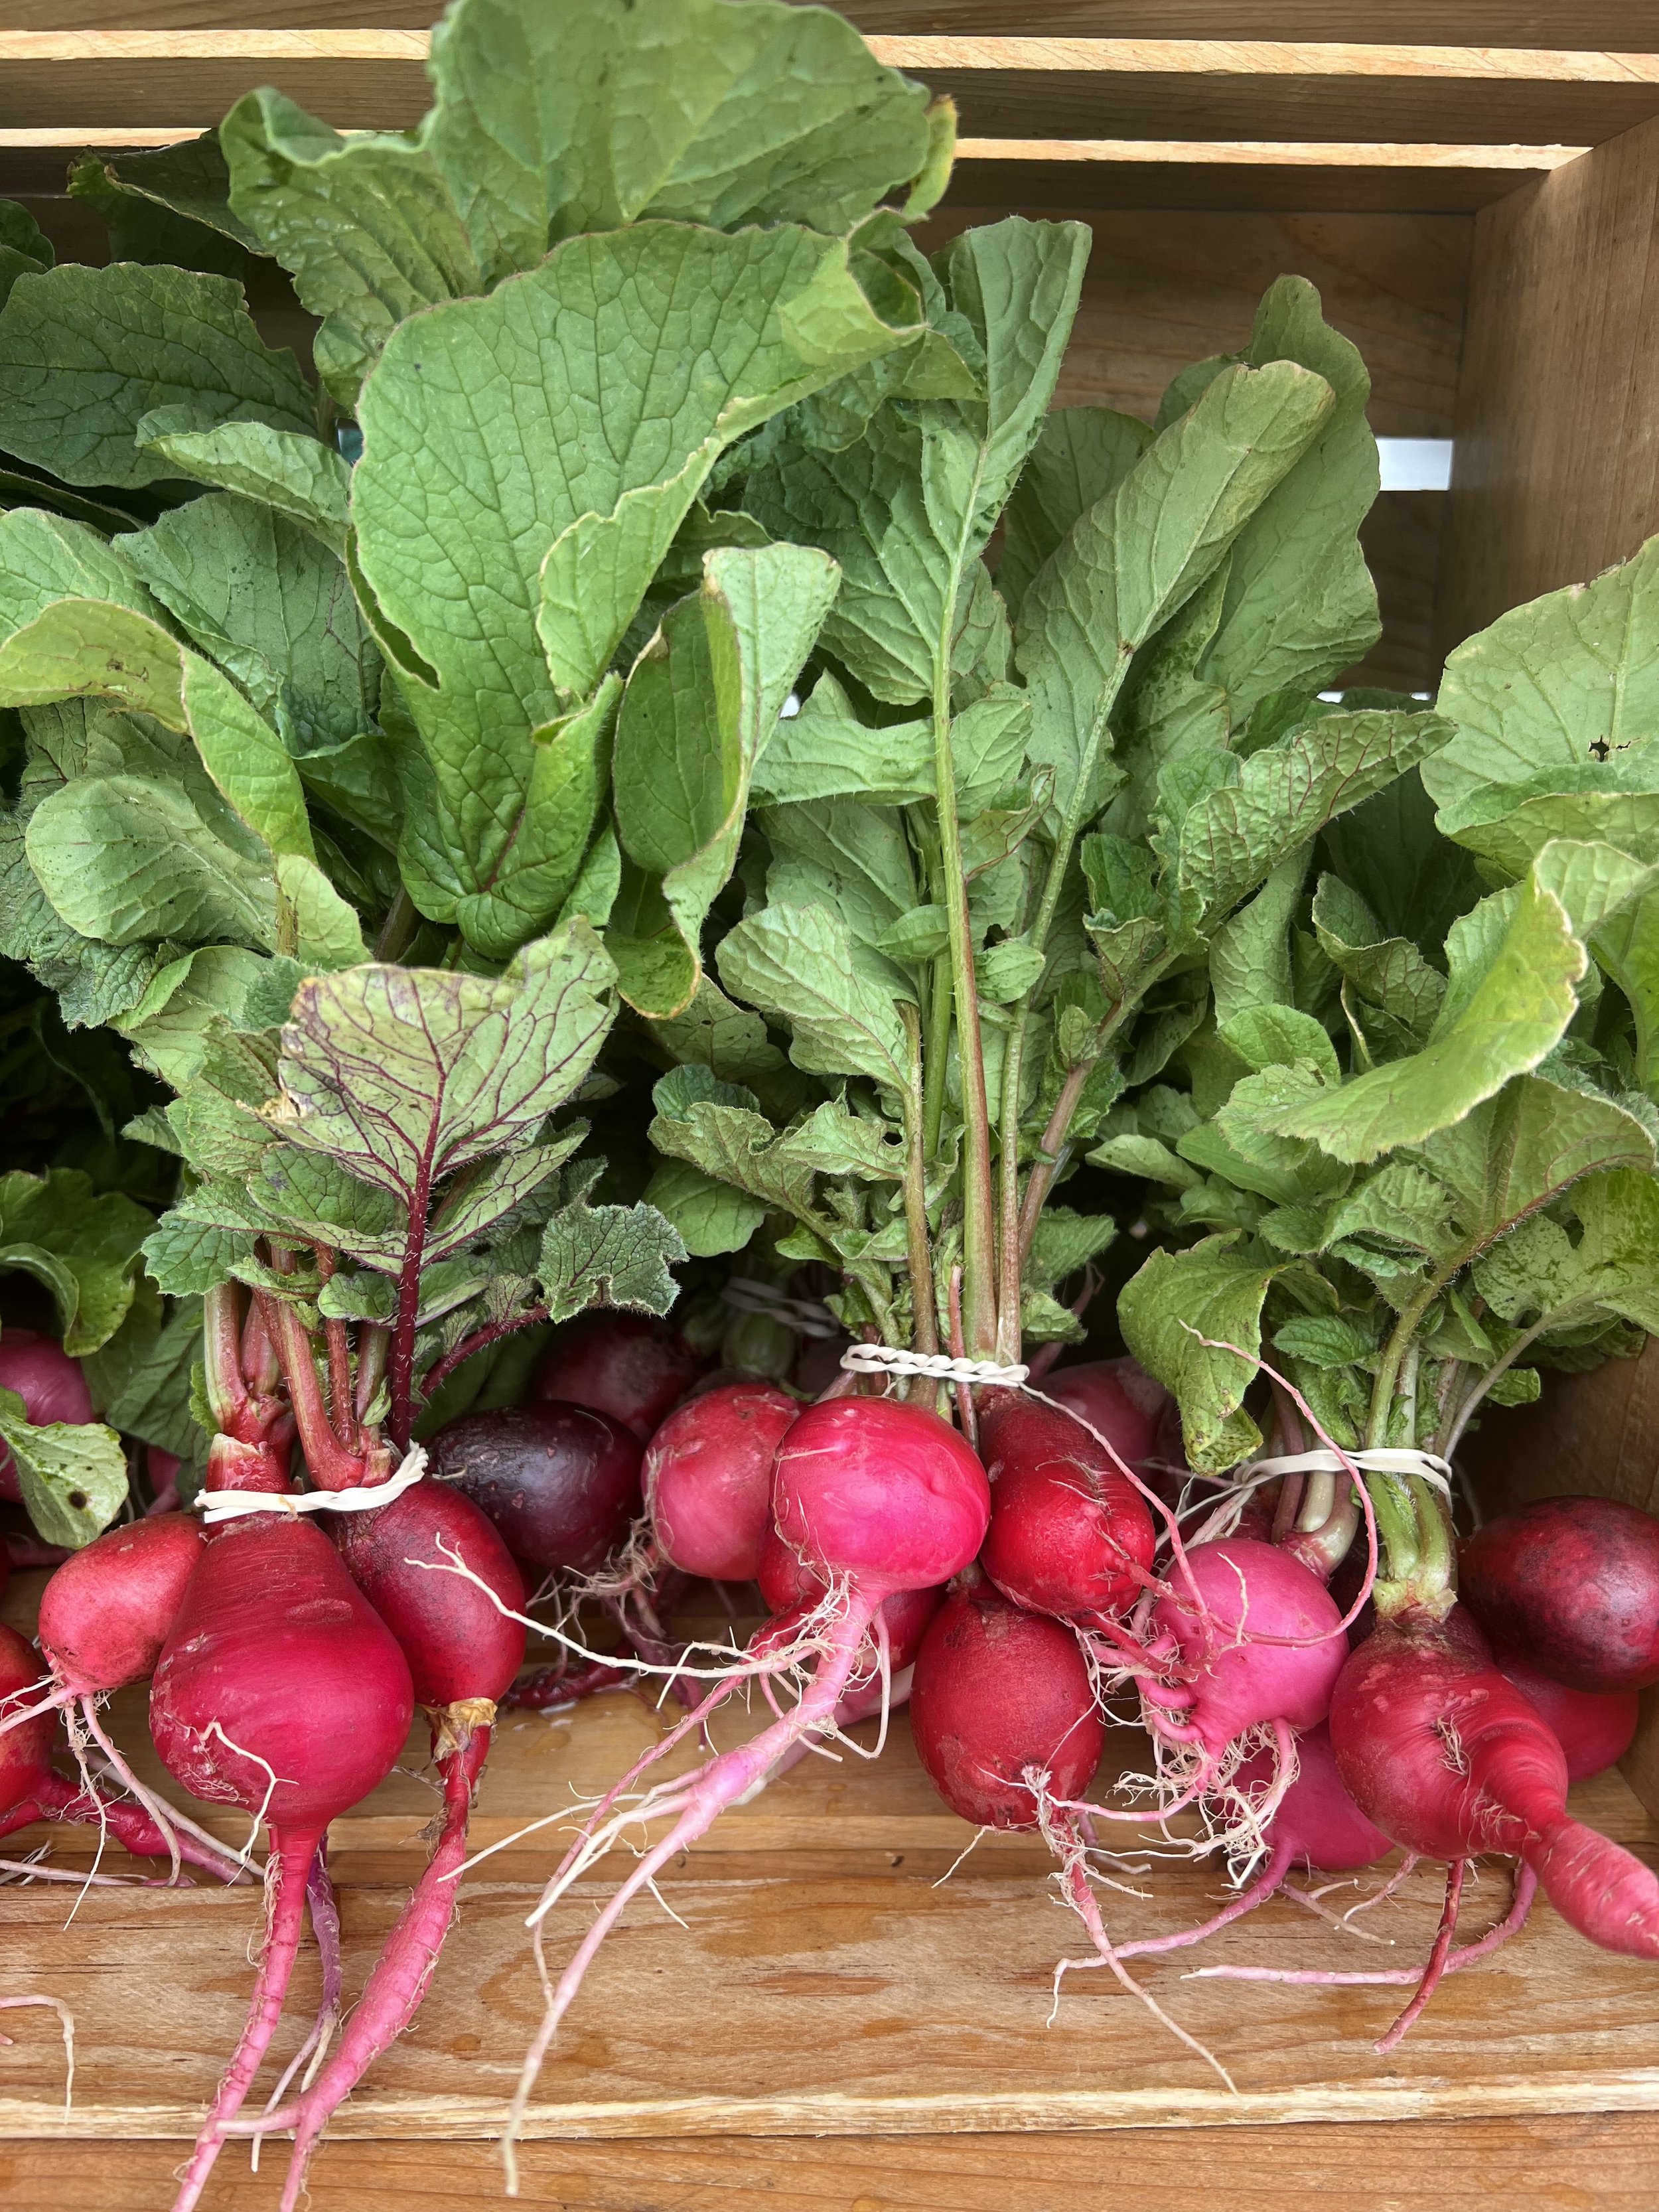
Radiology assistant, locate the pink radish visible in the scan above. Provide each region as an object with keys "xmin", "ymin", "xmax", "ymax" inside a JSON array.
[
  {"xmin": 1331, "ymin": 1604, "xmax": 1659, "ymax": 1968},
  {"xmin": 429, "ymin": 1400, "xmax": 643, "ymax": 1579},
  {"xmin": 910, "ymin": 1580, "xmax": 1105, "ymax": 1829},
  {"xmin": 1498, "ymin": 1656, "xmax": 1639, "ymax": 1782},
  {"xmin": 0, "ymin": 1330, "xmax": 93, "ymax": 1503},
  {"xmin": 977, "ymin": 1393, "xmax": 1155, "ymax": 1628},
  {"xmin": 232, "ymin": 1477, "xmax": 529, "ymax": 2207},
  {"xmin": 151, "ymin": 1512, "xmax": 414, "ymax": 2211},
  {"xmin": 1460, "ymin": 1495, "xmax": 1659, "ymax": 1693},
  {"xmin": 37, "ymin": 1511, "xmax": 206, "ymax": 1698},
  {"xmin": 644, "ymin": 1382, "xmax": 797, "ymax": 1581},
  {"xmin": 532, "ymin": 1311, "xmax": 700, "ymax": 1441},
  {"xmin": 1042, "ymin": 1359, "xmax": 1168, "ymax": 1468},
  {"xmin": 498, "ymin": 1396, "xmax": 989, "ymax": 2162}
]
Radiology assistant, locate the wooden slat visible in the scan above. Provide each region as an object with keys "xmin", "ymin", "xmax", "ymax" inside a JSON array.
[
  {"xmin": 1, "ymin": 4, "xmax": 1658, "ymax": 45},
  {"xmin": 937, "ymin": 149, "xmax": 1571, "ymax": 217},
  {"xmin": 1436, "ymin": 110, "xmax": 1659, "ymax": 654},
  {"xmin": 15, "ymin": 2119, "xmax": 1659, "ymax": 2212},
  {"xmin": 0, "ymin": 33, "xmax": 1645, "ymax": 150}
]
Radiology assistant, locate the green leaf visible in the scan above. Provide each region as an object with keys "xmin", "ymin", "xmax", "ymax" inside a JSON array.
[
  {"xmin": 642, "ymin": 1157, "xmax": 766, "ymax": 1258},
  {"xmin": 1019, "ymin": 360, "xmax": 1338, "ymax": 828},
  {"xmin": 1427, "ymin": 536, "xmax": 1659, "ymax": 820},
  {"xmin": 977, "ymin": 934, "xmax": 1048, "ymax": 1003},
  {"xmin": 644, "ymin": 974, "xmax": 788, "ymax": 1090},
  {"xmin": 0, "ymin": 198, "xmax": 52, "ymax": 311},
  {"xmin": 141, "ymin": 1211, "xmax": 255, "ymax": 1296},
  {"xmin": 118, "ymin": 492, "xmax": 378, "ymax": 755},
  {"xmin": 268, "ymin": 919, "xmax": 616, "ymax": 1205},
  {"xmin": 1173, "ymin": 709, "xmax": 1453, "ymax": 940},
  {"xmin": 0, "ymin": 1168, "xmax": 152, "ymax": 1355},
  {"xmin": 136, "ymin": 413, "xmax": 352, "ymax": 557},
  {"xmin": 537, "ymin": 1196, "xmax": 685, "ymax": 1325},
  {"xmin": 997, "ymin": 405, "xmax": 1153, "ymax": 620},
  {"xmin": 1312, "ymin": 873, "xmax": 1445, "ymax": 1038},
  {"xmin": 1267, "ymin": 875, "xmax": 1587, "ymax": 1163},
  {"xmin": 1118, "ymin": 1234, "xmax": 1281, "ymax": 1472},
  {"xmin": 1475, "ymin": 1166, "xmax": 1659, "ymax": 1335},
  {"xmin": 1086, "ymin": 1131, "xmax": 1202, "ymax": 1189},
  {"xmin": 352, "ymin": 222, "xmax": 906, "ymax": 949},
  {"xmin": 1209, "ymin": 849, "xmax": 1307, "ymax": 1027},
  {"xmin": 762, "ymin": 796, "xmax": 919, "ymax": 956},
  {"xmin": 222, "ymin": 88, "xmax": 485, "ymax": 409},
  {"xmin": 0, "ymin": 1388, "xmax": 129, "ymax": 1548},
  {"xmin": 0, "ymin": 508, "xmax": 158, "ymax": 638},
  {"xmin": 80, "ymin": 1290, "xmax": 208, "ymax": 1469},
  {"xmin": 0, "ymin": 263, "xmax": 312, "ymax": 489},
  {"xmin": 1219, "ymin": 1001, "xmax": 1340, "ymax": 1084},
  {"xmin": 26, "ymin": 773, "xmax": 274, "ymax": 949},
  {"xmin": 0, "ymin": 598, "xmax": 314, "ymax": 863},
  {"xmin": 424, "ymin": 0, "xmax": 931, "ymax": 281},
  {"xmin": 747, "ymin": 217, "xmax": 1090, "ymax": 705},
  {"xmin": 718, "ymin": 903, "xmax": 910, "ymax": 1090},
  {"xmin": 610, "ymin": 543, "xmax": 839, "ymax": 1017},
  {"xmin": 68, "ymin": 136, "xmax": 257, "ymax": 264},
  {"xmin": 751, "ymin": 672, "xmax": 932, "ymax": 808}
]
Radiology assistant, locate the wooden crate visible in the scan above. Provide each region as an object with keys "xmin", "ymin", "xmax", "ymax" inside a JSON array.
[{"xmin": 5, "ymin": 8, "xmax": 1659, "ymax": 2206}]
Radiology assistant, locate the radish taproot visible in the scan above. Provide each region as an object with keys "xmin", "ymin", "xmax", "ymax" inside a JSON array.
[{"xmin": 1460, "ymin": 1495, "xmax": 1659, "ymax": 1694}]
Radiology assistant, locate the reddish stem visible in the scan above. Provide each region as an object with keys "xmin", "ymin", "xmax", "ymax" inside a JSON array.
[
  {"xmin": 420, "ymin": 1305, "xmax": 550, "ymax": 1404},
  {"xmin": 388, "ymin": 1153, "xmax": 435, "ymax": 1453},
  {"xmin": 255, "ymin": 1293, "xmax": 364, "ymax": 1492},
  {"xmin": 311, "ymin": 1247, "xmax": 359, "ymax": 1456}
]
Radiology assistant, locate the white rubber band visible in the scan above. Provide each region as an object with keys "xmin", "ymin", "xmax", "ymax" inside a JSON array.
[
  {"xmin": 196, "ymin": 1445, "xmax": 428, "ymax": 1525},
  {"xmin": 1241, "ymin": 1445, "xmax": 1453, "ymax": 1501},
  {"xmin": 839, "ymin": 1344, "xmax": 1029, "ymax": 1387},
  {"xmin": 721, "ymin": 1277, "xmax": 843, "ymax": 1340}
]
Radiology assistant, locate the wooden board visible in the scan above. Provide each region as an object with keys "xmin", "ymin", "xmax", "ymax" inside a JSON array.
[
  {"xmin": 0, "ymin": 31, "xmax": 1647, "ymax": 147},
  {"xmin": 10, "ymin": 2116, "xmax": 1659, "ymax": 2212},
  {"xmin": 2, "ymin": 5, "xmax": 1659, "ymax": 47},
  {"xmin": 1437, "ymin": 109, "xmax": 1659, "ymax": 653}
]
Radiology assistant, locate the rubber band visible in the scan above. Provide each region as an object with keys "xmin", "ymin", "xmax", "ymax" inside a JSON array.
[
  {"xmin": 721, "ymin": 1278, "xmax": 843, "ymax": 1339},
  {"xmin": 839, "ymin": 1344, "xmax": 1029, "ymax": 1387},
  {"xmin": 196, "ymin": 1447, "xmax": 428, "ymax": 1525},
  {"xmin": 1240, "ymin": 1445, "xmax": 1453, "ymax": 1501}
]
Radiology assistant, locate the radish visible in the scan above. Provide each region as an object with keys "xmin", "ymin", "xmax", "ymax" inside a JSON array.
[
  {"xmin": 0, "ymin": 1329, "xmax": 93, "ymax": 1504},
  {"xmin": 644, "ymin": 1382, "xmax": 797, "ymax": 1582},
  {"xmin": 1460, "ymin": 1495, "xmax": 1659, "ymax": 1693},
  {"xmin": 910, "ymin": 1579, "xmax": 1105, "ymax": 1829},
  {"xmin": 532, "ymin": 1311, "xmax": 700, "ymax": 1441},
  {"xmin": 1123, "ymin": 1537, "xmax": 1346, "ymax": 1838},
  {"xmin": 240, "ymin": 1477, "xmax": 528, "ymax": 2207},
  {"xmin": 1041, "ymin": 1359, "xmax": 1169, "ymax": 1470},
  {"xmin": 977, "ymin": 1393, "xmax": 1155, "ymax": 1628},
  {"xmin": 1331, "ymin": 1603, "xmax": 1659, "ymax": 1965},
  {"xmin": 37, "ymin": 1511, "xmax": 206, "ymax": 1699},
  {"xmin": 151, "ymin": 1512, "xmax": 415, "ymax": 2210},
  {"xmin": 429, "ymin": 1400, "xmax": 643, "ymax": 1580},
  {"xmin": 501, "ymin": 1395, "xmax": 989, "ymax": 2154},
  {"xmin": 1498, "ymin": 1656, "xmax": 1640, "ymax": 1782}
]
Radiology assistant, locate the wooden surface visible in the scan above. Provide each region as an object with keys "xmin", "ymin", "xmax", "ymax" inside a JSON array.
[
  {"xmin": 1, "ymin": 4, "xmax": 1657, "ymax": 46},
  {"xmin": 1437, "ymin": 108, "xmax": 1659, "ymax": 653},
  {"xmin": 0, "ymin": 30, "xmax": 1636, "ymax": 151},
  {"xmin": 5, "ymin": 2116, "xmax": 1659, "ymax": 2212}
]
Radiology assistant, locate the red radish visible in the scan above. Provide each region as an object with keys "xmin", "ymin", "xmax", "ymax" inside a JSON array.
[
  {"xmin": 644, "ymin": 1383, "xmax": 797, "ymax": 1581},
  {"xmin": 1042, "ymin": 1359, "xmax": 1168, "ymax": 1469},
  {"xmin": 501, "ymin": 1396, "xmax": 989, "ymax": 2155},
  {"xmin": 910, "ymin": 1580, "xmax": 1105, "ymax": 1829},
  {"xmin": 0, "ymin": 1329, "xmax": 93, "ymax": 1503},
  {"xmin": 532, "ymin": 1312, "xmax": 699, "ymax": 1441},
  {"xmin": 0, "ymin": 1619, "xmax": 238, "ymax": 1878},
  {"xmin": 976, "ymin": 1393, "xmax": 1155, "ymax": 1628},
  {"xmin": 236, "ymin": 1477, "xmax": 529, "ymax": 2209},
  {"xmin": 1498, "ymin": 1656, "xmax": 1639, "ymax": 1782},
  {"xmin": 756, "ymin": 1522, "xmax": 941, "ymax": 1668},
  {"xmin": 1460, "ymin": 1495, "xmax": 1659, "ymax": 1693},
  {"xmin": 152, "ymin": 1513, "xmax": 414, "ymax": 2211},
  {"xmin": 37, "ymin": 1511, "xmax": 206, "ymax": 1698},
  {"xmin": 429, "ymin": 1400, "xmax": 642, "ymax": 1578},
  {"xmin": 1331, "ymin": 1604, "xmax": 1659, "ymax": 1964}
]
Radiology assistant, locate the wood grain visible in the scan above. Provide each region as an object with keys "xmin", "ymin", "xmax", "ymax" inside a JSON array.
[
  {"xmin": 1437, "ymin": 110, "xmax": 1659, "ymax": 654},
  {"xmin": 9, "ymin": 2116, "xmax": 1659, "ymax": 2212},
  {"xmin": 936, "ymin": 153, "xmax": 1563, "ymax": 216},
  {"xmin": 0, "ymin": 32, "xmax": 1646, "ymax": 148}
]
